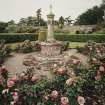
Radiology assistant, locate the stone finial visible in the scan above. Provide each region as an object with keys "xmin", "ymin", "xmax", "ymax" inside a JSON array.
[{"xmin": 50, "ymin": 4, "xmax": 52, "ymax": 13}]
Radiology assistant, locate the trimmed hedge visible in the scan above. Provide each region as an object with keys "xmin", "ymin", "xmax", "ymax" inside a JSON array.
[
  {"xmin": 0, "ymin": 33, "xmax": 38, "ymax": 43},
  {"xmin": 38, "ymin": 30, "xmax": 47, "ymax": 41},
  {"xmin": 0, "ymin": 33, "xmax": 105, "ymax": 43},
  {"xmin": 54, "ymin": 33, "xmax": 105, "ymax": 43}
]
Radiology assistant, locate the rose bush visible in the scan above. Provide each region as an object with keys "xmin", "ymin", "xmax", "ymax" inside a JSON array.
[
  {"xmin": 0, "ymin": 41, "xmax": 105, "ymax": 105},
  {"xmin": 0, "ymin": 40, "xmax": 11, "ymax": 64},
  {"xmin": 15, "ymin": 40, "xmax": 41, "ymax": 53}
]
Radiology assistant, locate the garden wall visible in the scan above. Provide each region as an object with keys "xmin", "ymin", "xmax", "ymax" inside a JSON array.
[{"xmin": 0, "ymin": 33, "xmax": 38, "ymax": 43}]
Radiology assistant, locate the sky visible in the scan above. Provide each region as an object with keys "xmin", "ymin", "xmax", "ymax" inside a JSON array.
[{"xmin": 0, "ymin": 0, "xmax": 102, "ymax": 22}]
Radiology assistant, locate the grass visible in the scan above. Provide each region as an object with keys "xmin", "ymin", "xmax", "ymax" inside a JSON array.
[
  {"xmin": 7, "ymin": 42, "xmax": 21, "ymax": 50},
  {"xmin": 69, "ymin": 42, "xmax": 86, "ymax": 48},
  {"xmin": 7, "ymin": 41, "xmax": 86, "ymax": 50}
]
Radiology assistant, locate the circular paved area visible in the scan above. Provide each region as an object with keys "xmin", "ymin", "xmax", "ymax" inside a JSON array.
[{"xmin": 4, "ymin": 49, "xmax": 88, "ymax": 78}]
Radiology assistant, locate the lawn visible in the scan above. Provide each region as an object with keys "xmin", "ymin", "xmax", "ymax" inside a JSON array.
[
  {"xmin": 7, "ymin": 42, "xmax": 86, "ymax": 50},
  {"xmin": 7, "ymin": 42, "xmax": 21, "ymax": 50},
  {"xmin": 69, "ymin": 42, "xmax": 86, "ymax": 48}
]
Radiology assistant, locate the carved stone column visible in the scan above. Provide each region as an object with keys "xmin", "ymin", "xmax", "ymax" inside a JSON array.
[{"xmin": 47, "ymin": 13, "xmax": 55, "ymax": 42}]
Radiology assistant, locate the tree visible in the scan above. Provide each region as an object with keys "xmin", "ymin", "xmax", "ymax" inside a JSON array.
[
  {"xmin": 75, "ymin": 5, "xmax": 104, "ymax": 25},
  {"xmin": 6, "ymin": 25, "xmax": 18, "ymax": 33},
  {"xmin": 0, "ymin": 8, "xmax": 47, "ymax": 33},
  {"xmin": 65, "ymin": 16, "xmax": 73, "ymax": 26},
  {"xmin": 6, "ymin": 20, "xmax": 18, "ymax": 33},
  {"xmin": 54, "ymin": 20, "xmax": 59, "ymax": 26},
  {"xmin": 36, "ymin": 8, "xmax": 42, "ymax": 27},
  {"xmin": 58, "ymin": 16, "xmax": 65, "ymax": 28},
  {"xmin": 27, "ymin": 16, "xmax": 34, "ymax": 26},
  {"xmin": 0, "ymin": 22, "xmax": 8, "ymax": 33},
  {"xmin": 7, "ymin": 20, "xmax": 15, "ymax": 25},
  {"xmin": 18, "ymin": 18, "xmax": 27, "ymax": 26}
]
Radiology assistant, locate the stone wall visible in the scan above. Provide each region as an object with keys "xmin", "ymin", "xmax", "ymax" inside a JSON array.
[{"xmin": 64, "ymin": 25, "xmax": 96, "ymax": 33}]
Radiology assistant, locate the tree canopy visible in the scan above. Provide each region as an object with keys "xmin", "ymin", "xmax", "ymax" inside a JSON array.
[
  {"xmin": 75, "ymin": 5, "xmax": 105, "ymax": 25},
  {"xmin": 0, "ymin": 8, "xmax": 47, "ymax": 33}
]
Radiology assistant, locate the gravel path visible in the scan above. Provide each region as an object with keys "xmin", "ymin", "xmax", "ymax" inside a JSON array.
[
  {"xmin": 4, "ymin": 50, "xmax": 88, "ymax": 77},
  {"xmin": 67, "ymin": 49, "xmax": 88, "ymax": 66},
  {"xmin": 4, "ymin": 53, "xmax": 30, "ymax": 75}
]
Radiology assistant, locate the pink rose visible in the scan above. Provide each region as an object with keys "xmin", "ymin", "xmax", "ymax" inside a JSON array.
[
  {"xmin": 12, "ymin": 92, "xmax": 19, "ymax": 102},
  {"xmin": 96, "ymin": 71, "xmax": 101, "ymax": 75},
  {"xmin": 7, "ymin": 80, "xmax": 15, "ymax": 88},
  {"xmin": 66, "ymin": 78, "xmax": 74, "ymax": 86},
  {"xmin": 99, "ymin": 65, "xmax": 105, "ymax": 72},
  {"xmin": 23, "ymin": 75, "xmax": 29, "ymax": 80},
  {"xmin": 95, "ymin": 70, "xmax": 102, "ymax": 81},
  {"xmin": 96, "ymin": 53, "xmax": 102, "ymax": 58},
  {"xmin": 77, "ymin": 96, "xmax": 85, "ymax": 105},
  {"xmin": 96, "ymin": 49, "xmax": 100, "ymax": 53},
  {"xmin": 95, "ymin": 74, "xmax": 101, "ymax": 81},
  {"xmin": 89, "ymin": 47, "xmax": 92, "ymax": 51},
  {"xmin": 92, "ymin": 58, "xmax": 98, "ymax": 64},
  {"xmin": 92, "ymin": 58, "xmax": 97, "ymax": 62},
  {"xmin": 57, "ymin": 66, "xmax": 67, "ymax": 75},
  {"xmin": 2, "ymin": 65, "xmax": 6, "ymax": 69},
  {"xmin": 0, "ymin": 66, "xmax": 2, "ymax": 71},
  {"xmin": 51, "ymin": 90, "xmax": 59, "ymax": 100},
  {"xmin": 20, "ymin": 73, "xmax": 25, "ymax": 78},
  {"xmin": 73, "ymin": 59, "xmax": 80, "ymax": 65},
  {"xmin": 1, "ymin": 65, "xmax": 7, "ymax": 73},
  {"xmin": 102, "ymin": 64, "xmax": 105, "ymax": 68},
  {"xmin": 11, "ymin": 75, "xmax": 19, "ymax": 82},
  {"xmin": 59, "ymin": 61, "xmax": 63, "ymax": 65},
  {"xmin": 10, "ymin": 101, "xmax": 15, "ymax": 105},
  {"xmin": 61, "ymin": 96, "xmax": 69, "ymax": 105},
  {"xmin": 31, "ymin": 75, "xmax": 39, "ymax": 82},
  {"xmin": 0, "ymin": 76, "xmax": 4, "ymax": 84}
]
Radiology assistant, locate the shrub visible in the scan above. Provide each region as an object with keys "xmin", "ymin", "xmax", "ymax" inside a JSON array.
[
  {"xmin": 75, "ymin": 30, "xmax": 80, "ymax": 34},
  {"xmin": 1, "ymin": 41, "xmax": 105, "ymax": 105},
  {"xmin": 54, "ymin": 33, "xmax": 105, "ymax": 43},
  {"xmin": 96, "ymin": 28, "xmax": 105, "ymax": 34},
  {"xmin": 0, "ymin": 56, "xmax": 105, "ymax": 105},
  {"xmin": 15, "ymin": 40, "xmax": 41, "ymax": 53},
  {"xmin": 77, "ymin": 40, "xmax": 96, "ymax": 54},
  {"xmin": 0, "ymin": 55, "xmax": 105, "ymax": 105},
  {"xmin": 61, "ymin": 41, "xmax": 69, "ymax": 52},
  {"xmin": 76, "ymin": 46, "xmax": 85, "ymax": 53},
  {"xmin": 0, "ymin": 33, "xmax": 38, "ymax": 43},
  {"xmin": 0, "ymin": 40, "xmax": 11, "ymax": 64},
  {"xmin": 38, "ymin": 30, "xmax": 47, "ymax": 41},
  {"xmin": 54, "ymin": 29, "xmax": 70, "ymax": 34}
]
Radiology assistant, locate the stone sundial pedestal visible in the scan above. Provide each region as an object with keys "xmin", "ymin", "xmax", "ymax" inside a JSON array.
[
  {"xmin": 23, "ymin": 5, "xmax": 64, "ymax": 78},
  {"xmin": 41, "ymin": 41, "xmax": 61, "ymax": 56},
  {"xmin": 41, "ymin": 5, "xmax": 61, "ymax": 56}
]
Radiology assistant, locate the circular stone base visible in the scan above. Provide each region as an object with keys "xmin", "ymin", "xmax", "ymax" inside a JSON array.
[
  {"xmin": 41, "ymin": 41, "xmax": 62, "ymax": 56},
  {"xmin": 22, "ymin": 49, "xmax": 85, "ymax": 79},
  {"xmin": 23, "ymin": 53, "xmax": 65, "ymax": 79}
]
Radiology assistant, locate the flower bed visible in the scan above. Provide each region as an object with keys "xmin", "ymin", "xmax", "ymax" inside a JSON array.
[
  {"xmin": 0, "ymin": 41, "xmax": 105, "ymax": 105},
  {"xmin": 15, "ymin": 40, "xmax": 41, "ymax": 53},
  {"xmin": 0, "ymin": 59, "xmax": 105, "ymax": 105}
]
